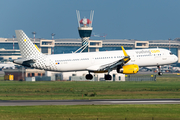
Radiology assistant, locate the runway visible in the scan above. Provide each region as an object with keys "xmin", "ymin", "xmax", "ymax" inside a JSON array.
[{"xmin": 1, "ymin": 99, "xmax": 180, "ymax": 106}]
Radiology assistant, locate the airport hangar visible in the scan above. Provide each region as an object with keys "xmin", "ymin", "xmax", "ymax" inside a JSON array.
[{"xmin": 0, "ymin": 37, "xmax": 180, "ymax": 66}]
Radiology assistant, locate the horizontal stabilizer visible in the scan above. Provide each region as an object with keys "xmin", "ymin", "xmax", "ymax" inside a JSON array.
[{"xmin": 13, "ymin": 58, "xmax": 36, "ymax": 67}]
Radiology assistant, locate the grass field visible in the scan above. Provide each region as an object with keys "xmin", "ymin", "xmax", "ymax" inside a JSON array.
[
  {"xmin": 0, "ymin": 74, "xmax": 180, "ymax": 100},
  {"xmin": 0, "ymin": 104, "xmax": 180, "ymax": 120},
  {"xmin": 0, "ymin": 74, "xmax": 180, "ymax": 120}
]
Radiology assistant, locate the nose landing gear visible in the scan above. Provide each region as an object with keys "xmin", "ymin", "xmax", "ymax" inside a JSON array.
[{"xmin": 157, "ymin": 65, "xmax": 163, "ymax": 76}]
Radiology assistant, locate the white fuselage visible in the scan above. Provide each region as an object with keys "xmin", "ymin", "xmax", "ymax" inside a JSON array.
[{"xmin": 43, "ymin": 48, "xmax": 178, "ymax": 72}]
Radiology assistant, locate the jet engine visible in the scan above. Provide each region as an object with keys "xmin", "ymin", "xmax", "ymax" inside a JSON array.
[{"xmin": 117, "ymin": 64, "xmax": 139, "ymax": 74}]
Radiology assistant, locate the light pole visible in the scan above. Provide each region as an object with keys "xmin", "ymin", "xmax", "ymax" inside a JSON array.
[
  {"xmin": 12, "ymin": 35, "xmax": 15, "ymax": 50},
  {"xmin": 32, "ymin": 32, "xmax": 36, "ymax": 44},
  {"xmin": 51, "ymin": 33, "xmax": 55, "ymax": 54},
  {"xmin": 51, "ymin": 33, "xmax": 55, "ymax": 40},
  {"xmin": 169, "ymin": 38, "xmax": 171, "ymax": 50}
]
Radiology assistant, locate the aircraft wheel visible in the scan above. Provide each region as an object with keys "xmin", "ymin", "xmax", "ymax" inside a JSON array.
[
  {"xmin": 105, "ymin": 74, "xmax": 112, "ymax": 80},
  {"xmin": 158, "ymin": 72, "xmax": 163, "ymax": 76},
  {"xmin": 85, "ymin": 74, "xmax": 93, "ymax": 80}
]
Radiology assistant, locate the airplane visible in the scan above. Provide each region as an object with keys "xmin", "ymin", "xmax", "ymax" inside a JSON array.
[
  {"xmin": 0, "ymin": 62, "xmax": 15, "ymax": 69},
  {"xmin": 13, "ymin": 30, "xmax": 178, "ymax": 80}
]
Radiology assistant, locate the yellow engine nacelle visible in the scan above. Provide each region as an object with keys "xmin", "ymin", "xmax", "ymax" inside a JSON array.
[{"xmin": 117, "ymin": 64, "xmax": 139, "ymax": 74}]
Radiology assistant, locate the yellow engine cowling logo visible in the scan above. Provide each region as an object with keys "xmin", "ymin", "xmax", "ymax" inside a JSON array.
[{"xmin": 118, "ymin": 64, "xmax": 139, "ymax": 74}]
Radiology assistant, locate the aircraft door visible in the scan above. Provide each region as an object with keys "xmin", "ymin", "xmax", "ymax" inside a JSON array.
[
  {"xmin": 131, "ymin": 55, "xmax": 136, "ymax": 63},
  {"xmin": 162, "ymin": 53, "xmax": 167, "ymax": 61},
  {"xmin": 45, "ymin": 58, "xmax": 50, "ymax": 67},
  {"xmin": 154, "ymin": 53, "xmax": 161, "ymax": 65},
  {"xmin": 91, "ymin": 56, "xmax": 95, "ymax": 64}
]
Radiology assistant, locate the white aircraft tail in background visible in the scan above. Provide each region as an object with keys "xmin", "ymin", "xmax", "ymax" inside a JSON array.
[
  {"xmin": 13, "ymin": 30, "xmax": 178, "ymax": 80},
  {"xmin": 0, "ymin": 62, "xmax": 15, "ymax": 69}
]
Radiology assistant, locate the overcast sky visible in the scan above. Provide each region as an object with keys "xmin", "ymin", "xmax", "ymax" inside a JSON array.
[{"xmin": 0, "ymin": 0, "xmax": 180, "ymax": 40}]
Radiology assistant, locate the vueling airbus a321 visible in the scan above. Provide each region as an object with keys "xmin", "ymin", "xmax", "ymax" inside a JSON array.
[{"xmin": 13, "ymin": 30, "xmax": 178, "ymax": 80}]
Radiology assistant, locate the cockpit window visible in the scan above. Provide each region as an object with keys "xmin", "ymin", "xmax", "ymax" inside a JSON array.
[{"xmin": 170, "ymin": 52, "xmax": 173, "ymax": 55}]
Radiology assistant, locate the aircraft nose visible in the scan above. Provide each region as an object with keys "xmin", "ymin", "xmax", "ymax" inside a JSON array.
[{"xmin": 174, "ymin": 55, "xmax": 178, "ymax": 62}]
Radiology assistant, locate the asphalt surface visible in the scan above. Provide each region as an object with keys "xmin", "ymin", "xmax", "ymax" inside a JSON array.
[{"xmin": 1, "ymin": 99, "xmax": 180, "ymax": 106}]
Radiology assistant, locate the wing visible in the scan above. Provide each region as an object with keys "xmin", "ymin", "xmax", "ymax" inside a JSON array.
[
  {"xmin": 87, "ymin": 46, "xmax": 131, "ymax": 72},
  {"xmin": 98, "ymin": 56, "xmax": 130, "ymax": 71},
  {"xmin": 87, "ymin": 56, "xmax": 130, "ymax": 72}
]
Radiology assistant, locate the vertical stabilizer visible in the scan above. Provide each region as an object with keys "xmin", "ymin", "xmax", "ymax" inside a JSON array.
[{"xmin": 15, "ymin": 30, "xmax": 42, "ymax": 58}]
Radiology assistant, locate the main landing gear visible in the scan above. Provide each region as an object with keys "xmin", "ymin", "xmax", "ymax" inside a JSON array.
[
  {"xmin": 85, "ymin": 73, "xmax": 93, "ymax": 80},
  {"xmin": 157, "ymin": 65, "xmax": 163, "ymax": 76},
  {"xmin": 85, "ymin": 71, "xmax": 112, "ymax": 80},
  {"xmin": 104, "ymin": 69, "xmax": 112, "ymax": 80},
  {"xmin": 104, "ymin": 74, "xmax": 112, "ymax": 80}
]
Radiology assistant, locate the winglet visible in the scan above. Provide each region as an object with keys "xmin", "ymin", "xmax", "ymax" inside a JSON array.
[
  {"xmin": 121, "ymin": 46, "xmax": 128, "ymax": 56},
  {"xmin": 121, "ymin": 46, "xmax": 130, "ymax": 63}
]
